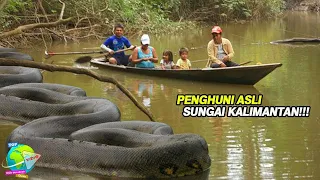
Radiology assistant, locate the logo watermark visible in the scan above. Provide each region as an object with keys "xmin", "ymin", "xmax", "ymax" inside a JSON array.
[{"xmin": 2, "ymin": 143, "xmax": 41, "ymax": 179}]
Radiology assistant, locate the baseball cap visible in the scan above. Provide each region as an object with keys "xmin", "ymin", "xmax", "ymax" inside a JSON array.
[
  {"xmin": 141, "ymin": 34, "xmax": 150, "ymax": 45},
  {"xmin": 211, "ymin": 26, "xmax": 222, "ymax": 34}
]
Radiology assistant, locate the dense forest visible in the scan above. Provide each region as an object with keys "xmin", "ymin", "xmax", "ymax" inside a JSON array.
[{"xmin": 0, "ymin": 0, "xmax": 317, "ymax": 47}]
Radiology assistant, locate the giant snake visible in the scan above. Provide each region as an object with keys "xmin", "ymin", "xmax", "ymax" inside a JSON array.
[{"xmin": 0, "ymin": 48, "xmax": 211, "ymax": 178}]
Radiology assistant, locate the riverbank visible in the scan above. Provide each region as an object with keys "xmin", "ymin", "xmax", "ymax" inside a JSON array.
[
  {"xmin": 0, "ymin": 0, "xmax": 286, "ymax": 48},
  {"xmin": 0, "ymin": 0, "xmax": 318, "ymax": 48},
  {"xmin": 288, "ymin": 0, "xmax": 320, "ymax": 11}
]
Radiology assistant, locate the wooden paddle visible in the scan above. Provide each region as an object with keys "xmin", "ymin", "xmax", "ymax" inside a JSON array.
[
  {"xmin": 192, "ymin": 59, "xmax": 252, "ymax": 65},
  {"xmin": 201, "ymin": 60, "xmax": 253, "ymax": 70},
  {"xmin": 94, "ymin": 57, "xmax": 151, "ymax": 64},
  {"xmin": 82, "ymin": 47, "xmax": 100, "ymax": 50},
  {"xmin": 75, "ymin": 47, "xmax": 135, "ymax": 63},
  {"xmin": 45, "ymin": 50, "xmax": 103, "ymax": 59},
  {"xmin": 239, "ymin": 60, "xmax": 253, "ymax": 66}
]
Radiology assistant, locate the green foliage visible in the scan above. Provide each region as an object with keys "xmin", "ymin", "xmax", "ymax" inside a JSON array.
[
  {"xmin": 245, "ymin": 0, "xmax": 285, "ymax": 19},
  {"xmin": 103, "ymin": 0, "xmax": 188, "ymax": 33},
  {"xmin": 221, "ymin": 0, "xmax": 252, "ymax": 18},
  {"xmin": 0, "ymin": 0, "xmax": 33, "ymax": 31},
  {"xmin": 167, "ymin": 0, "xmax": 284, "ymax": 22},
  {"xmin": 141, "ymin": 0, "xmax": 181, "ymax": 16},
  {"xmin": 0, "ymin": 0, "xmax": 286, "ymax": 36},
  {"xmin": 0, "ymin": 11, "xmax": 7, "ymax": 30},
  {"xmin": 3, "ymin": 0, "xmax": 32, "ymax": 14}
]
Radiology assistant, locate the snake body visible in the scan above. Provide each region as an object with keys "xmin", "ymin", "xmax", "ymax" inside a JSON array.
[
  {"xmin": 0, "ymin": 50, "xmax": 42, "ymax": 88},
  {"xmin": 0, "ymin": 49, "xmax": 211, "ymax": 178}
]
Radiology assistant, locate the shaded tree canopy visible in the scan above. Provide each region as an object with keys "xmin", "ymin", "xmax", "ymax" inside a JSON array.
[{"xmin": 0, "ymin": 0, "xmax": 313, "ymax": 46}]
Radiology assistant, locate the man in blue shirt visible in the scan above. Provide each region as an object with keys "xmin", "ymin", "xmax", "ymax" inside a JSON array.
[{"xmin": 100, "ymin": 24, "xmax": 135, "ymax": 66}]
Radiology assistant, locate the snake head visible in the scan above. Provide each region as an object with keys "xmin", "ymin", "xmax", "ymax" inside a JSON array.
[
  {"xmin": 186, "ymin": 159, "xmax": 203, "ymax": 172},
  {"xmin": 159, "ymin": 163, "xmax": 178, "ymax": 176}
]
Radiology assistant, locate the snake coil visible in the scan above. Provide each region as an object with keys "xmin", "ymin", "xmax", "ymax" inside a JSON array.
[{"xmin": 0, "ymin": 48, "xmax": 211, "ymax": 178}]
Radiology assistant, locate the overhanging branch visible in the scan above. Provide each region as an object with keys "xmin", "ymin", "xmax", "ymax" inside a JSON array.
[
  {"xmin": 0, "ymin": 17, "xmax": 73, "ymax": 39},
  {"xmin": 0, "ymin": 0, "xmax": 71, "ymax": 39}
]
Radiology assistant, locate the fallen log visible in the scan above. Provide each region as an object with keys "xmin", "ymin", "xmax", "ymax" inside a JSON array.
[{"xmin": 270, "ymin": 38, "xmax": 320, "ymax": 44}]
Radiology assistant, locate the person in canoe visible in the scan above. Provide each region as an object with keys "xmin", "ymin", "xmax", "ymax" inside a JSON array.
[
  {"xmin": 100, "ymin": 23, "xmax": 136, "ymax": 66},
  {"xmin": 206, "ymin": 26, "xmax": 239, "ymax": 68},
  {"xmin": 160, "ymin": 50, "xmax": 176, "ymax": 69},
  {"xmin": 176, "ymin": 47, "xmax": 192, "ymax": 70},
  {"xmin": 131, "ymin": 34, "xmax": 158, "ymax": 68}
]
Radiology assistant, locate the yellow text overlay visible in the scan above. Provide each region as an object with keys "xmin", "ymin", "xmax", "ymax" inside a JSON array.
[{"xmin": 176, "ymin": 94, "xmax": 263, "ymax": 105}]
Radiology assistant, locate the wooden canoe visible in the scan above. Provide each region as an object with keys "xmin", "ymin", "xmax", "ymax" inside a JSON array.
[{"xmin": 90, "ymin": 58, "xmax": 282, "ymax": 85}]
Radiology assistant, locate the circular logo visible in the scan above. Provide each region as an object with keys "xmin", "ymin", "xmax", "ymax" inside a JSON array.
[{"xmin": 3, "ymin": 144, "xmax": 36, "ymax": 173}]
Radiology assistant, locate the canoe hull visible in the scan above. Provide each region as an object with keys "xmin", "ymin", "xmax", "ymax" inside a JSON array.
[{"xmin": 90, "ymin": 59, "xmax": 282, "ymax": 85}]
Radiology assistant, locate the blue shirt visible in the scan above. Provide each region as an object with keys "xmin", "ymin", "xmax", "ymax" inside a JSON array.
[{"xmin": 103, "ymin": 35, "xmax": 131, "ymax": 57}]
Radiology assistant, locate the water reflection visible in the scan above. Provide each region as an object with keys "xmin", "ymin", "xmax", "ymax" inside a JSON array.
[
  {"xmin": 208, "ymin": 123, "xmax": 278, "ymax": 180},
  {"xmin": 26, "ymin": 168, "xmax": 211, "ymax": 180},
  {"xmin": 104, "ymin": 79, "xmax": 154, "ymax": 108},
  {"xmin": 97, "ymin": 69, "xmax": 265, "ymax": 109},
  {"xmin": 136, "ymin": 80, "xmax": 153, "ymax": 107}
]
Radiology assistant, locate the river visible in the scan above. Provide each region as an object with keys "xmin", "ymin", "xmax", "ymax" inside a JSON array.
[{"xmin": 1, "ymin": 11, "xmax": 319, "ymax": 179}]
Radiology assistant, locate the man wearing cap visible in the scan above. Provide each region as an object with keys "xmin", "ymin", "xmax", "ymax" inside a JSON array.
[
  {"xmin": 131, "ymin": 34, "xmax": 158, "ymax": 68},
  {"xmin": 100, "ymin": 23, "xmax": 136, "ymax": 66},
  {"xmin": 206, "ymin": 26, "xmax": 239, "ymax": 68}
]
